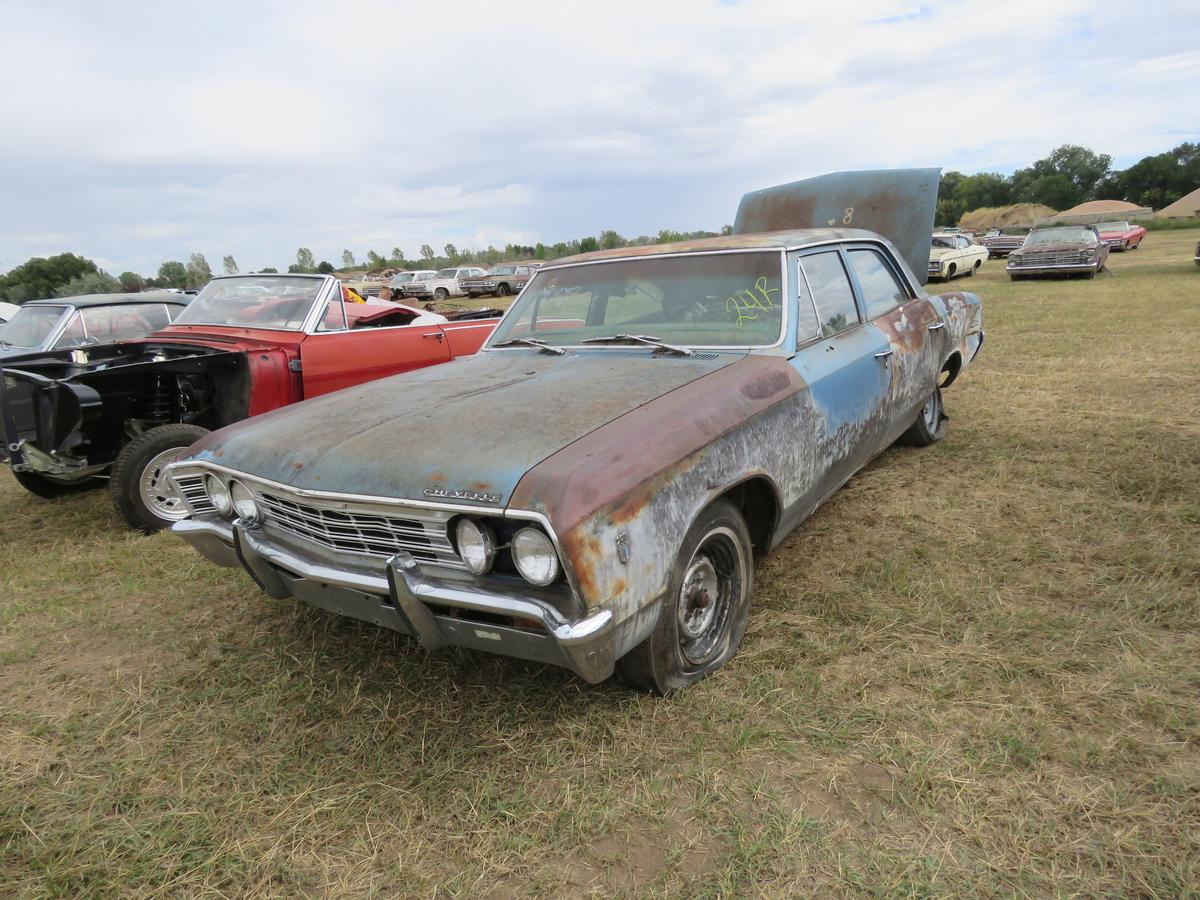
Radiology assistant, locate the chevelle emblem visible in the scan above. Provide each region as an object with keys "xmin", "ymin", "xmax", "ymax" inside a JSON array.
[{"xmin": 424, "ymin": 487, "xmax": 503, "ymax": 504}]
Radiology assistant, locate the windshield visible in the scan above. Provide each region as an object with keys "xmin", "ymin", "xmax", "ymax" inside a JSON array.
[
  {"xmin": 490, "ymin": 266, "xmax": 517, "ymax": 275},
  {"xmin": 1024, "ymin": 227, "xmax": 1095, "ymax": 246},
  {"xmin": 435, "ymin": 268, "xmax": 457, "ymax": 279},
  {"xmin": 390, "ymin": 273, "xmax": 415, "ymax": 284},
  {"xmin": 1095, "ymin": 222, "xmax": 1129, "ymax": 232},
  {"xmin": 487, "ymin": 251, "xmax": 784, "ymax": 349},
  {"xmin": 0, "ymin": 305, "xmax": 69, "ymax": 348},
  {"xmin": 931, "ymin": 237, "xmax": 956, "ymax": 249},
  {"xmin": 173, "ymin": 276, "xmax": 325, "ymax": 329}
]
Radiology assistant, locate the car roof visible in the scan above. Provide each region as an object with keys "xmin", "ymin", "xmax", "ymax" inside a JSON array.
[
  {"xmin": 23, "ymin": 292, "xmax": 191, "ymax": 309},
  {"xmin": 549, "ymin": 227, "xmax": 884, "ymax": 267}
]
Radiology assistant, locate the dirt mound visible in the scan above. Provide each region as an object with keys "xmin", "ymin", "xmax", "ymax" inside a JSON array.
[
  {"xmin": 1058, "ymin": 199, "xmax": 1143, "ymax": 216},
  {"xmin": 959, "ymin": 203, "xmax": 1057, "ymax": 230}
]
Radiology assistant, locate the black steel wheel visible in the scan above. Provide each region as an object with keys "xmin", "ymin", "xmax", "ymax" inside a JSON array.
[
  {"xmin": 900, "ymin": 385, "xmax": 947, "ymax": 447},
  {"xmin": 615, "ymin": 499, "xmax": 753, "ymax": 694},
  {"xmin": 495, "ymin": 282, "xmax": 511, "ymax": 297},
  {"xmin": 110, "ymin": 423, "xmax": 210, "ymax": 533}
]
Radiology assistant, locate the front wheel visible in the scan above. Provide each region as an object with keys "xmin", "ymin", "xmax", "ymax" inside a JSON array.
[
  {"xmin": 11, "ymin": 469, "xmax": 102, "ymax": 499},
  {"xmin": 433, "ymin": 288, "xmax": 449, "ymax": 301},
  {"xmin": 615, "ymin": 499, "xmax": 753, "ymax": 694},
  {"xmin": 109, "ymin": 423, "xmax": 211, "ymax": 532},
  {"xmin": 495, "ymin": 282, "xmax": 511, "ymax": 297}
]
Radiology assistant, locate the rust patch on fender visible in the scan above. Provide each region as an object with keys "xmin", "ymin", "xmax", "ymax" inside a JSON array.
[{"xmin": 740, "ymin": 368, "xmax": 792, "ymax": 401}]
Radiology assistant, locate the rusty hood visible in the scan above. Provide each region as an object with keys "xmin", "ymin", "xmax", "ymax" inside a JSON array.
[
  {"xmin": 181, "ymin": 349, "xmax": 741, "ymax": 506},
  {"xmin": 734, "ymin": 168, "xmax": 940, "ymax": 284}
]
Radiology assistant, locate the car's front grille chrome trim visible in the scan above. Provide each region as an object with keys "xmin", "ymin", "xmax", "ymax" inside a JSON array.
[
  {"xmin": 175, "ymin": 474, "xmax": 215, "ymax": 514},
  {"xmin": 256, "ymin": 491, "xmax": 466, "ymax": 570}
]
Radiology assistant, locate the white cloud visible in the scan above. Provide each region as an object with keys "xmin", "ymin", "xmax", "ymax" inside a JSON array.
[{"xmin": 0, "ymin": 0, "xmax": 1195, "ymax": 274}]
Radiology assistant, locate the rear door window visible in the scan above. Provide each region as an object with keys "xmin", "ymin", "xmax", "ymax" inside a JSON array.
[
  {"xmin": 798, "ymin": 251, "xmax": 859, "ymax": 336},
  {"xmin": 846, "ymin": 249, "xmax": 909, "ymax": 320}
]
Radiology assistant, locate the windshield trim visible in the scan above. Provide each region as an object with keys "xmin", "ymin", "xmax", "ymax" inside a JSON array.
[
  {"xmin": 483, "ymin": 247, "xmax": 790, "ymax": 353},
  {"xmin": 166, "ymin": 274, "xmax": 337, "ymax": 333}
]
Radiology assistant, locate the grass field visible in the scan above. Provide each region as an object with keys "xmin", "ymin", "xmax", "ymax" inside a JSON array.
[{"xmin": 2, "ymin": 229, "xmax": 1198, "ymax": 897}]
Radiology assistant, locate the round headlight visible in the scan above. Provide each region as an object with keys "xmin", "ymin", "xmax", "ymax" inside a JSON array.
[
  {"xmin": 206, "ymin": 475, "xmax": 232, "ymax": 516},
  {"xmin": 455, "ymin": 518, "xmax": 495, "ymax": 575},
  {"xmin": 1085, "ymin": 247, "xmax": 1096, "ymax": 256},
  {"xmin": 512, "ymin": 527, "xmax": 559, "ymax": 586},
  {"xmin": 229, "ymin": 480, "xmax": 260, "ymax": 521}
]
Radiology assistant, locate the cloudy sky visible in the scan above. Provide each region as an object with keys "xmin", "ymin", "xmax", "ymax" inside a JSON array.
[{"xmin": 1, "ymin": 0, "xmax": 1196, "ymax": 275}]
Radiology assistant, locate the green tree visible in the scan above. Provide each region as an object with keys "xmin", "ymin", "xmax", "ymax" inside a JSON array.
[
  {"xmin": 316, "ymin": 261, "xmax": 335, "ymax": 274},
  {"xmin": 420, "ymin": 244, "xmax": 435, "ymax": 261},
  {"xmin": 295, "ymin": 248, "xmax": 315, "ymax": 273},
  {"xmin": 443, "ymin": 243, "xmax": 458, "ymax": 262},
  {"xmin": 1109, "ymin": 142, "xmax": 1200, "ymax": 209},
  {"xmin": 118, "ymin": 271, "xmax": 145, "ymax": 292},
  {"xmin": 1012, "ymin": 144, "xmax": 1112, "ymax": 208},
  {"xmin": 259, "ymin": 267, "xmax": 278, "ymax": 273},
  {"xmin": 0, "ymin": 253, "xmax": 99, "ymax": 303},
  {"xmin": 54, "ymin": 270, "xmax": 121, "ymax": 297},
  {"xmin": 157, "ymin": 260, "xmax": 187, "ymax": 289},
  {"xmin": 578, "ymin": 236, "xmax": 600, "ymax": 253},
  {"xmin": 185, "ymin": 253, "xmax": 212, "ymax": 290},
  {"xmin": 342, "ymin": 250, "xmax": 356, "ymax": 268},
  {"xmin": 222, "ymin": 255, "xmax": 239, "ymax": 275},
  {"xmin": 366, "ymin": 250, "xmax": 386, "ymax": 270},
  {"xmin": 391, "ymin": 247, "xmax": 405, "ymax": 265},
  {"xmin": 599, "ymin": 230, "xmax": 624, "ymax": 250}
]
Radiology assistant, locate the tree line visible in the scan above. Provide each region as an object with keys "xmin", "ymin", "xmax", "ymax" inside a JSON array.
[
  {"xmin": 937, "ymin": 141, "xmax": 1199, "ymax": 225},
  {"xmin": 2, "ymin": 141, "xmax": 1196, "ymax": 304}
]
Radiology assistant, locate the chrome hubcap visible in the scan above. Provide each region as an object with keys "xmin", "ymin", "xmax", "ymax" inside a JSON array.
[{"xmin": 138, "ymin": 447, "xmax": 189, "ymax": 522}]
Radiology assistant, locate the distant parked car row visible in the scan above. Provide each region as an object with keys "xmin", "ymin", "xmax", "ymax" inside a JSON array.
[{"xmin": 348, "ymin": 263, "xmax": 547, "ymax": 303}]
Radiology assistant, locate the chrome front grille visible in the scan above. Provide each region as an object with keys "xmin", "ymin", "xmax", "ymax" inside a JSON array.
[
  {"xmin": 176, "ymin": 474, "xmax": 215, "ymax": 514},
  {"xmin": 258, "ymin": 491, "xmax": 465, "ymax": 569},
  {"xmin": 1010, "ymin": 251, "xmax": 1086, "ymax": 267}
]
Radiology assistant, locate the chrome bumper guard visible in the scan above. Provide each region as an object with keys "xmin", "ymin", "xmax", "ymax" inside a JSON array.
[
  {"xmin": 173, "ymin": 517, "xmax": 616, "ymax": 683},
  {"xmin": 1005, "ymin": 262, "xmax": 1095, "ymax": 273}
]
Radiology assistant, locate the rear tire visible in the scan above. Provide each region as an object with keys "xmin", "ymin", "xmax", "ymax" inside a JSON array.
[
  {"xmin": 615, "ymin": 499, "xmax": 753, "ymax": 694},
  {"xmin": 434, "ymin": 288, "xmax": 449, "ymax": 301},
  {"xmin": 110, "ymin": 423, "xmax": 210, "ymax": 533},
  {"xmin": 495, "ymin": 282, "xmax": 511, "ymax": 297},
  {"xmin": 900, "ymin": 385, "xmax": 947, "ymax": 447},
  {"xmin": 11, "ymin": 469, "xmax": 102, "ymax": 498}
]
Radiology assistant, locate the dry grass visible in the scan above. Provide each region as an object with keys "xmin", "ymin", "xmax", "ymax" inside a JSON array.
[{"xmin": 2, "ymin": 230, "xmax": 1198, "ymax": 897}]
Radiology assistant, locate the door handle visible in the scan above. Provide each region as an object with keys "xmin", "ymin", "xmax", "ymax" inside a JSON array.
[
  {"xmin": 874, "ymin": 348, "xmax": 894, "ymax": 363},
  {"xmin": 928, "ymin": 321, "xmax": 945, "ymax": 331},
  {"xmin": 421, "ymin": 332, "xmax": 444, "ymax": 341}
]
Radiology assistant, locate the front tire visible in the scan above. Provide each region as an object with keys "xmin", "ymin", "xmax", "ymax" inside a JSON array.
[
  {"xmin": 900, "ymin": 385, "xmax": 947, "ymax": 447},
  {"xmin": 110, "ymin": 423, "xmax": 210, "ymax": 533},
  {"xmin": 495, "ymin": 282, "xmax": 511, "ymax": 297},
  {"xmin": 615, "ymin": 499, "xmax": 753, "ymax": 694},
  {"xmin": 434, "ymin": 288, "xmax": 449, "ymax": 301},
  {"xmin": 11, "ymin": 469, "xmax": 102, "ymax": 498}
]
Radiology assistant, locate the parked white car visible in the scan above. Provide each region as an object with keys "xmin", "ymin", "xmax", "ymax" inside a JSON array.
[
  {"xmin": 0, "ymin": 302, "xmax": 21, "ymax": 324},
  {"xmin": 388, "ymin": 270, "xmax": 438, "ymax": 293},
  {"xmin": 401, "ymin": 266, "xmax": 488, "ymax": 301},
  {"xmin": 927, "ymin": 233, "xmax": 989, "ymax": 281}
]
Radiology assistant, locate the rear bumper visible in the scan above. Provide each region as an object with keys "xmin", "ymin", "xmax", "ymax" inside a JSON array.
[{"xmin": 173, "ymin": 517, "xmax": 618, "ymax": 683}]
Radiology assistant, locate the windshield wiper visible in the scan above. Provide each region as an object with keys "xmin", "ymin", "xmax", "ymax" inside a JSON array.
[
  {"xmin": 580, "ymin": 334, "xmax": 694, "ymax": 357},
  {"xmin": 492, "ymin": 337, "xmax": 566, "ymax": 356}
]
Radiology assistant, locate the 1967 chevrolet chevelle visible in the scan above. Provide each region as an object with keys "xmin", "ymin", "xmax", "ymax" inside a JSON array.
[{"xmin": 169, "ymin": 169, "xmax": 984, "ymax": 692}]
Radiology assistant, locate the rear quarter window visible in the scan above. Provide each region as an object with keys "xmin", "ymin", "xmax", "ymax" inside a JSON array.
[{"xmin": 847, "ymin": 249, "xmax": 909, "ymax": 320}]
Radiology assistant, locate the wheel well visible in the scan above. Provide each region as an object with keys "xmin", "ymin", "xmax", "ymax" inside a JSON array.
[
  {"xmin": 940, "ymin": 351, "xmax": 963, "ymax": 388},
  {"xmin": 716, "ymin": 476, "xmax": 779, "ymax": 556}
]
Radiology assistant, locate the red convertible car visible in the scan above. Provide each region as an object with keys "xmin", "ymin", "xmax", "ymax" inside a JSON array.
[
  {"xmin": 1096, "ymin": 220, "xmax": 1146, "ymax": 251},
  {"xmin": 0, "ymin": 274, "xmax": 500, "ymax": 531}
]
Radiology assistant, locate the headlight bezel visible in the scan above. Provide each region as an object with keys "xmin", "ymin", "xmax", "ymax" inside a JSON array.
[
  {"xmin": 455, "ymin": 517, "xmax": 496, "ymax": 576},
  {"xmin": 229, "ymin": 479, "xmax": 261, "ymax": 522},
  {"xmin": 206, "ymin": 474, "xmax": 232, "ymax": 516},
  {"xmin": 511, "ymin": 526, "xmax": 561, "ymax": 586}
]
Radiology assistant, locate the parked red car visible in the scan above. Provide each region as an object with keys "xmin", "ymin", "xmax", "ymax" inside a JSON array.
[
  {"xmin": 0, "ymin": 274, "xmax": 500, "ymax": 531},
  {"xmin": 1096, "ymin": 220, "xmax": 1147, "ymax": 251}
]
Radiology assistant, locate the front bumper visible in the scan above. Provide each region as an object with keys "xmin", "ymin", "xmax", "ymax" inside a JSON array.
[
  {"xmin": 1006, "ymin": 262, "xmax": 1097, "ymax": 275},
  {"xmin": 173, "ymin": 517, "xmax": 618, "ymax": 683}
]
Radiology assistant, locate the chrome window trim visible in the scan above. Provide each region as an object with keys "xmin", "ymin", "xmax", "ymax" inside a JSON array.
[{"xmin": 483, "ymin": 247, "xmax": 791, "ymax": 352}]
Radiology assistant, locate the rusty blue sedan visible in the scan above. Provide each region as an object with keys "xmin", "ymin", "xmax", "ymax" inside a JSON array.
[{"xmin": 168, "ymin": 169, "xmax": 983, "ymax": 692}]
